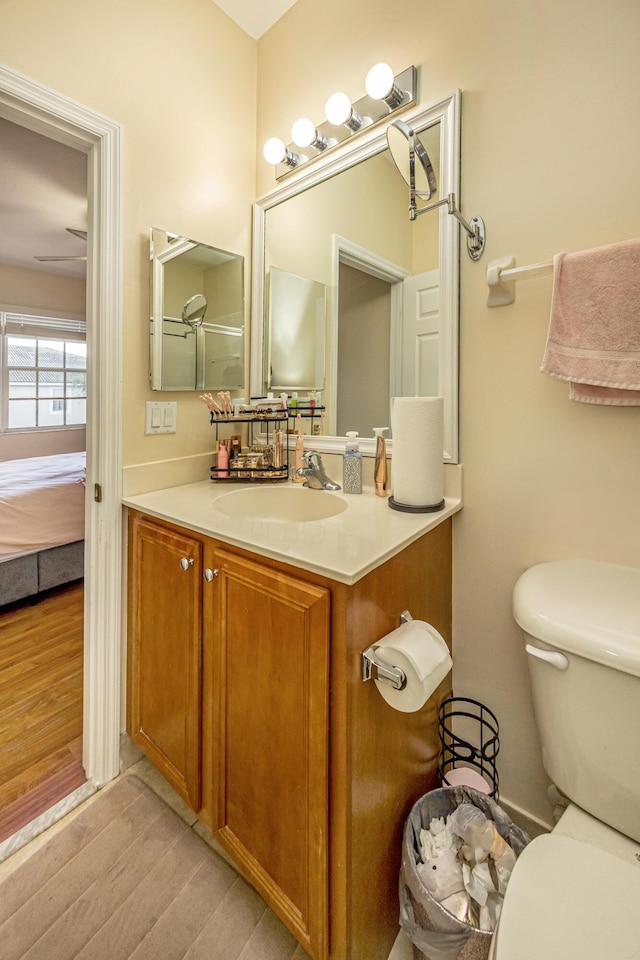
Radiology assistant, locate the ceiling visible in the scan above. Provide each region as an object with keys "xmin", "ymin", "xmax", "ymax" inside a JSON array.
[
  {"xmin": 0, "ymin": 2, "xmax": 297, "ymax": 285},
  {"xmin": 212, "ymin": 0, "xmax": 298, "ymax": 39},
  {"xmin": 0, "ymin": 117, "xmax": 88, "ymax": 281}
]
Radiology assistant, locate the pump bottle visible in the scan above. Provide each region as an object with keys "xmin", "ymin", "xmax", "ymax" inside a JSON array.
[
  {"xmin": 343, "ymin": 431, "xmax": 362, "ymax": 494},
  {"xmin": 373, "ymin": 427, "xmax": 389, "ymax": 497}
]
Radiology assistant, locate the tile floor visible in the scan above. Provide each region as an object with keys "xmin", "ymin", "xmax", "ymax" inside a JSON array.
[{"xmin": 0, "ymin": 738, "xmax": 412, "ymax": 959}]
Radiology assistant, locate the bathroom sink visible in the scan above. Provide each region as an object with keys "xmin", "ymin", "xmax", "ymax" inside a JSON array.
[{"xmin": 214, "ymin": 486, "xmax": 348, "ymax": 523}]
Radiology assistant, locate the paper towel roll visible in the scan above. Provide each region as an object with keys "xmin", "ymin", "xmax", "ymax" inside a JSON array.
[
  {"xmin": 374, "ymin": 619, "xmax": 452, "ymax": 713},
  {"xmin": 390, "ymin": 396, "xmax": 444, "ymax": 509}
]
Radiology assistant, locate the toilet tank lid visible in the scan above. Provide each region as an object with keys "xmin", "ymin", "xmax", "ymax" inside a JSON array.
[{"xmin": 513, "ymin": 559, "xmax": 640, "ymax": 678}]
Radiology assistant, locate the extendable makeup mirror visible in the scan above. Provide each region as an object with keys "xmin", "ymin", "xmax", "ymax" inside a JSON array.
[
  {"xmin": 387, "ymin": 118, "xmax": 437, "ymax": 200},
  {"xmin": 387, "ymin": 118, "xmax": 486, "ymax": 261},
  {"xmin": 181, "ymin": 293, "xmax": 208, "ymax": 329}
]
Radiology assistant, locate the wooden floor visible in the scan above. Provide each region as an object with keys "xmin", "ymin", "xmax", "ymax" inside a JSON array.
[{"xmin": 0, "ymin": 582, "xmax": 86, "ymax": 843}]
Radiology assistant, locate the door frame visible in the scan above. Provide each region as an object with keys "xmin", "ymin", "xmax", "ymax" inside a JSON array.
[
  {"xmin": 0, "ymin": 64, "xmax": 123, "ymax": 787},
  {"xmin": 329, "ymin": 235, "xmax": 409, "ymax": 447}
]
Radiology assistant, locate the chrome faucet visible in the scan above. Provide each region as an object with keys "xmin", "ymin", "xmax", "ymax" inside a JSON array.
[{"xmin": 297, "ymin": 451, "xmax": 341, "ymax": 491}]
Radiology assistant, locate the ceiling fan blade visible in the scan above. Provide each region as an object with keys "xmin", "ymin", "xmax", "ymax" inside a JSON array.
[{"xmin": 34, "ymin": 228, "xmax": 88, "ymax": 262}]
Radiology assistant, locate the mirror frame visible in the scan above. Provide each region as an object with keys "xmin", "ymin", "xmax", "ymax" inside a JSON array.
[{"xmin": 251, "ymin": 89, "xmax": 461, "ymax": 462}]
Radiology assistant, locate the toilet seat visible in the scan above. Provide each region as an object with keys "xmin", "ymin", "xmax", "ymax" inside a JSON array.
[{"xmin": 491, "ymin": 833, "xmax": 640, "ymax": 959}]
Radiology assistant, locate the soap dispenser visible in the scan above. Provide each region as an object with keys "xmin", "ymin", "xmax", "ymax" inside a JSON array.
[
  {"xmin": 373, "ymin": 427, "xmax": 388, "ymax": 498},
  {"xmin": 343, "ymin": 431, "xmax": 362, "ymax": 494}
]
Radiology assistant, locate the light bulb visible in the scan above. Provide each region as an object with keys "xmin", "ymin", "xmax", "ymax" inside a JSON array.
[
  {"xmin": 365, "ymin": 62, "xmax": 404, "ymax": 109},
  {"xmin": 291, "ymin": 117, "xmax": 316, "ymax": 148},
  {"xmin": 263, "ymin": 137, "xmax": 305, "ymax": 168},
  {"xmin": 291, "ymin": 117, "xmax": 329, "ymax": 152},
  {"xmin": 325, "ymin": 92, "xmax": 353, "ymax": 126},
  {"xmin": 263, "ymin": 137, "xmax": 287, "ymax": 165},
  {"xmin": 365, "ymin": 62, "xmax": 395, "ymax": 99}
]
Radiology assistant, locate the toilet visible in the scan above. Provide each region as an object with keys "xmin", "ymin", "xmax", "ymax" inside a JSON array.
[{"xmin": 489, "ymin": 558, "xmax": 640, "ymax": 959}]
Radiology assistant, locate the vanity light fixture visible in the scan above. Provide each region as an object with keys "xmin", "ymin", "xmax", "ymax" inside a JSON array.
[
  {"xmin": 291, "ymin": 117, "xmax": 330, "ymax": 151},
  {"xmin": 263, "ymin": 136, "xmax": 305, "ymax": 168},
  {"xmin": 263, "ymin": 63, "xmax": 417, "ymax": 179}
]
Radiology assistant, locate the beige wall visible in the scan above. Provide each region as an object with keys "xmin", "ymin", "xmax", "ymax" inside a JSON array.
[
  {"xmin": 0, "ymin": 0, "xmax": 257, "ymax": 467},
  {"xmin": 0, "ymin": 262, "xmax": 86, "ymax": 317},
  {"xmin": 258, "ymin": 0, "xmax": 640, "ymax": 826}
]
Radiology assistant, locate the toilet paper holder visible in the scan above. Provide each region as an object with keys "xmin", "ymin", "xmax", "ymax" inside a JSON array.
[{"xmin": 361, "ymin": 610, "xmax": 413, "ymax": 690}]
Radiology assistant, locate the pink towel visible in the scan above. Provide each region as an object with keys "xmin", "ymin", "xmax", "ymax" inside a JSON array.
[{"xmin": 541, "ymin": 238, "xmax": 640, "ymax": 404}]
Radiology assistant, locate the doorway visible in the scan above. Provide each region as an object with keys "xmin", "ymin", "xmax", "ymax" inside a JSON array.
[
  {"xmin": 0, "ymin": 117, "xmax": 88, "ymax": 839},
  {"xmin": 336, "ymin": 263, "xmax": 392, "ymax": 438},
  {"xmin": 0, "ymin": 63, "xmax": 123, "ymax": 851},
  {"xmin": 331, "ymin": 235, "xmax": 409, "ymax": 439}
]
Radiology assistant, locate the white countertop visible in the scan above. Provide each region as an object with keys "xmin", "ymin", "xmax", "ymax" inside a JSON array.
[{"xmin": 123, "ymin": 477, "xmax": 462, "ymax": 585}]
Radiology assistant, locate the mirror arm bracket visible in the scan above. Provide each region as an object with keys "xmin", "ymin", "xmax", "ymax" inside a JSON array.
[{"xmin": 411, "ymin": 192, "xmax": 486, "ymax": 261}]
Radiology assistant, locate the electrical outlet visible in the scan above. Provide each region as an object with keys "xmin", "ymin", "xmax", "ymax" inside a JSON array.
[{"xmin": 145, "ymin": 401, "xmax": 177, "ymax": 434}]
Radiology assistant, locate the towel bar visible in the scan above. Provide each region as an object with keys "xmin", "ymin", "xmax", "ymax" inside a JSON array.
[{"xmin": 487, "ymin": 256, "xmax": 553, "ymax": 307}]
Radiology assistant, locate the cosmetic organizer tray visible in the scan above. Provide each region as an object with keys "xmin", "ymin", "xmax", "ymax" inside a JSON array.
[
  {"xmin": 210, "ymin": 410, "xmax": 287, "ymax": 483},
  {"xmin": 209, "ymin": 406, "xmax": 324, "ymax": 483}
]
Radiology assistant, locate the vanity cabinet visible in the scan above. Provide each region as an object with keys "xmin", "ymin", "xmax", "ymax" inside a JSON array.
[{"xmin": 127, "ymin": 509, "xmax": 452, "ymax": 960}]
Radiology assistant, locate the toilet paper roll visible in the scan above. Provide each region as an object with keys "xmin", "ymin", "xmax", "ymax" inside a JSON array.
[
  {"xmin": 391, "ymin": 396, "xmax": 444, "ymax": 508},
  {"xmin": 374, "ymin": 619, "xmax": 452, "ymax": 713}
]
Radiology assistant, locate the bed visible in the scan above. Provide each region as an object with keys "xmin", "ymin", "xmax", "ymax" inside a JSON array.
[{"xmin": 0, "ymin": 451, "xmax": 86, "ymax": 606}]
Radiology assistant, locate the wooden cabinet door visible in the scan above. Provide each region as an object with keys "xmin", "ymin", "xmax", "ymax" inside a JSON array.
[
  {"xmin": 207, "ymin": 548, "xmax": 330, "ymax": 960},
  {"xmin": 128, "ymin": 514, "xmax": 202, "ymax": 810}
]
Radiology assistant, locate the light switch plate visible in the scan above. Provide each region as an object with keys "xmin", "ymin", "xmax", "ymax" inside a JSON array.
[{"xmin": 145, "ymin": 401, "xmax": 177, "ymax": 434}]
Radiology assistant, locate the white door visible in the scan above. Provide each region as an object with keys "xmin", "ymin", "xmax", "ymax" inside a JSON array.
[{"xmin": 401, "ymin": 269, "xmax": 440, "ymax": 396}]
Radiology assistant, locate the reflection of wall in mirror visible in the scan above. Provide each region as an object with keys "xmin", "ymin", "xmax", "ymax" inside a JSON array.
[{"xmin": 266, "ymin": 151, "xmax": 411, "ymax": 285}]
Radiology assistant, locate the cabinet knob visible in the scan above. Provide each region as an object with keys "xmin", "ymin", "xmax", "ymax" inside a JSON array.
[
  {"xmin": 180, "ymin": 557, "xmax": 194, "ymax": 571},
  {"xmin": 203, "ymin": 568, "xmax": 219, "ymax": 582}
]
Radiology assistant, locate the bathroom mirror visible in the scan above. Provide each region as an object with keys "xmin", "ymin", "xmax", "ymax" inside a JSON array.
[
  {"xmin": 251, "ymin": 91, "xmax": 461, "ymax": 461},
  {"xmin": 150, "ymin": 227, "xmax": 245, "ymax": 391}
]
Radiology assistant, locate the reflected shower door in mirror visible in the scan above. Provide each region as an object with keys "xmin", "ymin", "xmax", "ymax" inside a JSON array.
[
  {"xmin": 251, "ymin": 91, "xmax": 461, "ymax": 462},
  {"xmin": 267, "ymin": 266, "xmax": 326, "ymax": 390},
  {"xmin": 150, "ymin": 227, "xmax": 245, "ymax": 391}
]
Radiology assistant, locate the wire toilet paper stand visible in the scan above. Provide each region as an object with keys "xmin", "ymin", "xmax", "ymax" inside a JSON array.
[{"xmin": 438, "ymin": 697, "xmax": 500, "ymax": 799}]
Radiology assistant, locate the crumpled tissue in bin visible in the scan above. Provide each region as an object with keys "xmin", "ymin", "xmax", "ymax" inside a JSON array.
[
  {"xmin": 417, "ymin": 803, "xmax": 517, "ymax": 932},
  {"xmin": 450, "ymin": 804, "xmax": 516, "ymax": 895},
  {"xmin": 399, "ymin": 786, "xmax": 530, "ymax": 960}
]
